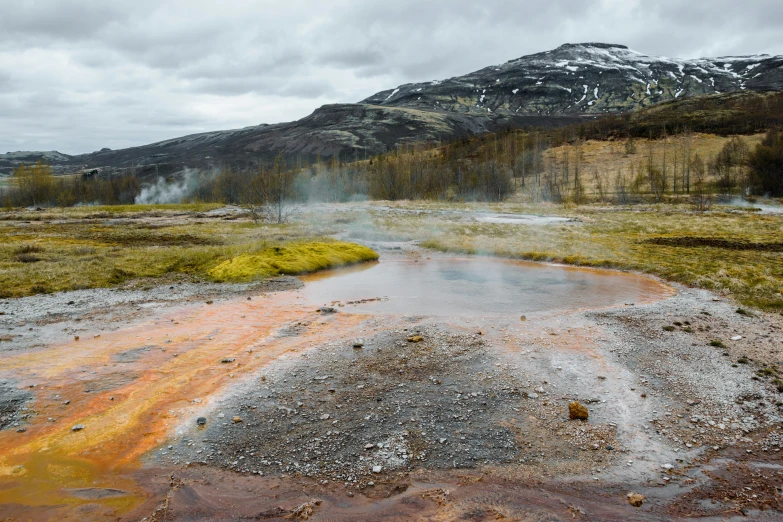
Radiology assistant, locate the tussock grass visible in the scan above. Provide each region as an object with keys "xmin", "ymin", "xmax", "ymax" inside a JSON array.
[
  {"xmin": 208, "ymin": 241, "xmax": 379, "ymax": 282},
  {"xmin": 0, "ymin": 206, "xmax": 376, "ymax": 298},
  {"xmin": 13, "ymin": 244, "xmax": 44, "ymax": 254},
  {"xmin": 362, "ymin": 202, "xmax": 783, "ymax": 311},
  {"xmin": 2, "ymin": 201, "xmax": 781, "ymax": 312}
]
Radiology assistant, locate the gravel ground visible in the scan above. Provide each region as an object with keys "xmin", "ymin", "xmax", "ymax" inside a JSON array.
[
  {"xmin": 0, "ymin": 379, "xmax": 32, "ymax": 432},
  {"xmin": 2, "ymin": 239, "xmax": 782, "ymax": 520},
  {"xmin": 162, "ymin": 322, "xmax": 619, "ymax": 488},
  {"xmin": 595, "ymin": 286, "xmax": 783, "ymax": 459},
  {"xmin": 0, "ymin": 277, "xmax": 300, "ymax": 356},
  {"xmin": 151, "ymin": 275, "xmax": 783, "ymax": 517}
]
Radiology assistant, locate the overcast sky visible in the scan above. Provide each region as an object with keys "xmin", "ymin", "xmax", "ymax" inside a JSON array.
[{"xmin": 1, "ymin": 0, "xmax": 782, "ymax": 155}]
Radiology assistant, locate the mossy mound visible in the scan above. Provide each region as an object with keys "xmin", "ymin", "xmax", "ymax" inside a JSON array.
[{"xmin": 208, "ymin": 241, "xmax": 379, "ymax": 283}]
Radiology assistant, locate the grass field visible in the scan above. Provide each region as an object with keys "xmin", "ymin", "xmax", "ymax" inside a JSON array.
[
  {"xmin": 1, "ymin": 202, "xmax": 781, "ymax": 312},
  {"xmin": 516, "ymin": 133, "xmax": 767, "ymax": 201},
  {"xmin": 336, "ymin": 201, "xmax": 783, "ymax": 311},
  {"xmin": 0, "ymin": 206, "xmax": 372, "ymax": 298}
]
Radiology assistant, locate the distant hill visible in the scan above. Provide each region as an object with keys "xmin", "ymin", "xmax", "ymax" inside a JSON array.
[{"xmin": 3, "ymin": 43, "xmax": 781, "ymax": 178}]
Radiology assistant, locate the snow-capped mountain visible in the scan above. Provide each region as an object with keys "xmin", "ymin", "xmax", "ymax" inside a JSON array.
[
  {"xmin": 363, "ymin": 43, "xmax": 783, "ymax": 117},
  {"xmin": 5, "ymin": 43, "xmax": 782, "ymax": 177}
]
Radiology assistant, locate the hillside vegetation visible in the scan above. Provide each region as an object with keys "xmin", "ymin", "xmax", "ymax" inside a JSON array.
[{"xmin": 2, "ymin": 92, "xmax": 782, "ymax": 207}]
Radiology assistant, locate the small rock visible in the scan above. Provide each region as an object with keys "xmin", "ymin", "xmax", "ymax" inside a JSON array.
[
  {"xmin": 320, "ymin": 414, "xmax": 330, "ymax": 420},
  {"xmin": 16, "ymin": 427, "xmax": 26, "ymax": 433},
  {"xmin": 627, "ymin": 493, "xmax": 645, "ymax": 507},
  {"xmin": 520, "ymin": 316, "xmax": 526, "ymax": 321},
  {"xmin": 407, "ymin": 335, "xmax": 423, "ymax": 343},
  {"xmin": 353, "ymin": 342, "xmax": 364, "ymax": 349},
  {"xmin": 74, "ymin": 336, "xmax": 79, "ymax": 341},
  {"xmin": 568, "ymin": 401, "xmax": 589, "ymax": 421},
  {"xmin": 527, "ymin": 392, "xmax": 539, "ymax": 399},
  {"xmin": 372, "ymin": 465, "xmax": 382, "ymax": 473},
  {"xmin": 72, "ymin": 424, "xmax": 85, "ymax": 432},
  {"xmin": 221, "ymin": 358, "xmax": 235, "ymax": 364},
  {"xmin": 364, "ymin": 443, "xmax": 375, "ymax": 450},
  {"xmin": 318, "ymin": 307, "xmax": 337, "ymax": 314},
  {"xmin": 731, "ymin": 335, "xmax": 742, "ymax": 341},
  {"xmin": 197, "ymin": 417, "xmax": 207, "ymax": 426},
  {"xmin": 232, "ymin": 416, "xmax": 242, "ymax": 423}
]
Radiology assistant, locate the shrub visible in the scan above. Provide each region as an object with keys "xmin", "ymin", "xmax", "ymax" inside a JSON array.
[
  {"xmin": 13, "ymin": 253, "xmax": 41, "ymax": 263},
  {"xmin": 13, "ymin": 244, "xmax": 44, "ymax": 254}
]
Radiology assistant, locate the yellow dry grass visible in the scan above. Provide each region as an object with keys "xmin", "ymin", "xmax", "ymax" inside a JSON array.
[
  {"xmin": 531, "ymin": 133, "xmax": 766, "ymax": 197},
  {"xmin": 335, "ymin": 201, "xmax": 783, "ymax": 311},
  {"xmin": 0, "ymin": 206, "xmax": 372, "ymax": 297}
]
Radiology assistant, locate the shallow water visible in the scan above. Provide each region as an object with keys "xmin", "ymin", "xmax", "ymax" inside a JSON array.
[
  {"xmin": 472, "ymin": 213, "xmax": 574, "ymax": 225},
  {"xmin": 301, "ymin": 258, "xmax": 671, "ymax": 316}
]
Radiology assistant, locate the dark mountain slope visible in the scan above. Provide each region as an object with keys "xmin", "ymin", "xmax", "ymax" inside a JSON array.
[
  {"xmin": 2, "ymin": 43, "xmax": 781, "ymax": 177},
  {"xmin": 364, "ymin": 43, "xmax": 783, "ymax": 118}
]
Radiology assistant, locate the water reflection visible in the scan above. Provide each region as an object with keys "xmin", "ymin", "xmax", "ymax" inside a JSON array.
[{"xmin": 300, "ymin": 258, "xmax": 671, "ymax": 316}]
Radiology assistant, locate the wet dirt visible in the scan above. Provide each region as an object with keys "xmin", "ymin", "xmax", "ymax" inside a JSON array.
[
  {"xmin": 1, "ymin": 251, "xmax": 782, "ymax": 521},
  {"xmin": 472, "ymin": 213, "xmax": 576, "ymax": 225}
]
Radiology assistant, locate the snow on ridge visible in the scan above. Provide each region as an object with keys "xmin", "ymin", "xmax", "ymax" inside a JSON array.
[
  {"xmin": 0, "ymin": 150, "xmax": 70, "ymax": 161},
  {"xmin": 713, "ymin": 54, "xmax": 771, "ymax": 62},
  {"xmin": 385, "ymin": 89, "xmax": 400, "ymax": 101}
]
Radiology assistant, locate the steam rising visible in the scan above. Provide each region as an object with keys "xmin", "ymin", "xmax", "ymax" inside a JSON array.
[
  {"xmin": 726, "ymin": 197, "xmax": 783, "ymax": 214},
  {"xmin": 135, "ymin": 168, "xmax": 205, "ymax": 204}
]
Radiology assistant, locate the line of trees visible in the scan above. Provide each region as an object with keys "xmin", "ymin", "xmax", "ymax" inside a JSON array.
[
  {"xmin": 1, "ymin": 162, "xmax": 140, "ymax": 208},
  {"xmin": 3, "ymin": 99, "xmax": 781, "ymax": 210},
  {"xmin": 748, "ymin": 129, "xmax": 783, "ymax": 197}
]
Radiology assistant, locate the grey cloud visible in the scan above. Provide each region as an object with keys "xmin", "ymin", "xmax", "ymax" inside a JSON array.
[
  {"xmin": 0, "ymin": 0, "xmax": 781, "ymax": 154},
  {"xmin": 321, "ymin": 49, "xmax": 385, "ymax": 69}
]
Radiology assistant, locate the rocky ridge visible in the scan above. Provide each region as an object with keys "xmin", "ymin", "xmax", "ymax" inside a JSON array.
[
  {"xmin": 364, "ymin": 42, "xmax": 783, "ymax": 117},
  {"xmin": 2, "ymin": 43, "xmax": 781, "ymax": 177}
]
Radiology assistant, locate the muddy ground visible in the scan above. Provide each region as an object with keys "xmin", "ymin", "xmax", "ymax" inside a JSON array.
[{"xmin": 1, "ymin": 235, "xmax": 783, "ymax": 520}]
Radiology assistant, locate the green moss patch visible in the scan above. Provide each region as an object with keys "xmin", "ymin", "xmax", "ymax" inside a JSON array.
[{"xmin": 208, "ymin": 241, "xmax": 379, "ymax": 283}]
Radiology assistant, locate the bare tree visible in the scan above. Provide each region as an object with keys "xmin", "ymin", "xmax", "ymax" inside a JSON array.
[
  {"xmin": 247, "ymin": 153, "xmax": 299, "ymax": 224},
  {"xmin": 690, "ymin": 154, "xmax": 711, "ymax": 212}
]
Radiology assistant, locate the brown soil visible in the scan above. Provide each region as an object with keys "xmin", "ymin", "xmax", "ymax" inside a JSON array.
[{"xmin": 646, "ymin": 236, "xmax": 783, "ymax": 252}]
